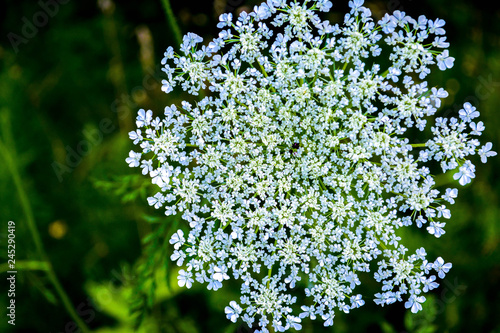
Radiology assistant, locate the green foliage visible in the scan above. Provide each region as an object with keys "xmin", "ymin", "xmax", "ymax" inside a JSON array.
[
  {"xmin": 93, "ymin": 175, "xmax": 152, "ymax": 204},
  {"xmin": 404, "ymin": 295, "xmax": 438, "ymax": 333},
  {"xmin": 0, "ymin": 0, "xmax": 499, "ymax": 332},
  {"xmin": 129, "ymin": 217, "xmax": 178, "ymax": 330}
]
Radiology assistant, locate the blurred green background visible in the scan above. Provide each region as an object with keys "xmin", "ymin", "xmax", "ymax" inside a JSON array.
[{"xmin": 0, "ymin": 0, "xmax": 499, "ymax": 332}]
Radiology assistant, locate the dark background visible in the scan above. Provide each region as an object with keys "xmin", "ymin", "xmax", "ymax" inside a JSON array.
[{"xmin": 0, "ymin": 0, "xmax": 499, "ymax": 332}]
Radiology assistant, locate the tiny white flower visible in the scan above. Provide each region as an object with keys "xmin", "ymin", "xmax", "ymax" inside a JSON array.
[
  {"xmin": 213, "ymin": 266, "xmax": 229, "ymax": 282},
  {"xmin": 405, "ymin": 295, "xmax": 426, "ymax": 313},
  {"xmin": 459, "ymin": 102, "xmax": 480, "ymax": 122},
  {"xmin": 427, "ymin": 221, "xmax": 446, "ymax": 237},
  {"xmin": 478, "ymin": 142, "xmax": 497, "ymax": 163},
  {"xmin": 136, "ymin": 109, "xmax": 153, "ymax": 127},
  {"xmin": 125, "ymin": 151, "xmax": 141, "ymax": 167},
  {"xmin": 169, "ymin": 230, "xmax": 185, "ymax": 250},
  {"xmin": 433, "ymin": 257, "xmax": 452, "ymax": 278},
  {"xmin": 178, "ymin": 269, "xmax": 193, "ymax": 288},
  {"xmin": 225, "ymin": 301, "xmax": 242, "ymax": 323},
  {"xmin": 443, "ymin": 188, "xmax": 458, "ymax": 204},
  {"xmin": 437, "ymin": 50, "xmax": 454, "ymax": 70},
  {"xmin": 287, "ymin": 316, "xmax": 302, "ymax": 330},
  {"xmin": 470, "ymin": 121, "xmax": 485, "ymax": 135},
  {"xmin": 453, "ymin": 161, "xmax": 475, "ymax": 186}
]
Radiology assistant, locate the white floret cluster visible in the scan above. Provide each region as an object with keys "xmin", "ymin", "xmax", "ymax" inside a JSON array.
[{"xmin": 126, "ymin": 0, "xmax": 496, "ymax": 331}]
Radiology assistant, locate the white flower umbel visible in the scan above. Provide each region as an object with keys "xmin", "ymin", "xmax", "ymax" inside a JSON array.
[{"xmin": 127, "ymin": 0, "xmax": 495, "ymax": 331}]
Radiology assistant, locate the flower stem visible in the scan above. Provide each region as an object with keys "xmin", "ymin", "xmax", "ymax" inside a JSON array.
[
  {"xmin": 0, "ymin": 137, "xmax": 91, "ymax": 333},
  {"xmin": 160, "ymin": 0, "xmax": 183, "ymax": 47}
]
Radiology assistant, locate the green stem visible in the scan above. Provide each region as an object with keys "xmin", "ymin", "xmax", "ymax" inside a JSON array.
[
  {"xmin": 410, "ymin": 143, "xmax": 427, "ymax": 148},
  {"xmin": 160, "ymin": 0, "xmax": 183, "ymax": 47},
  {"xmin": 46, "ymin": 268, "xmax": 91, "ymax": 333},
  {"xmin": 342, "ymin": 61, "xmax": 349, "ymax": 71},
  {"xmin": 0, "ymin": 260, "xmax": 49, "ymax": 273},
  {"xmin": 0, "ymin": 140, "xmax": 42, "ymax": 257},
  {"xmin": 0, "ymin": 138, "xmax": 91, "ymax": 333},
  {"xmin": 266, "ymin": 265, "xmax": 273, "ymax": 287},
  {"xmin": 256, "ymin": 60, "xmax": 276, "ymax": 93}
]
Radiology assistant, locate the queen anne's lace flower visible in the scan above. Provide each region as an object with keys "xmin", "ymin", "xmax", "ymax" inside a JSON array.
[{"xmin": 127, "ymin": 0, "xmax": 495, "ymax": 331}]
